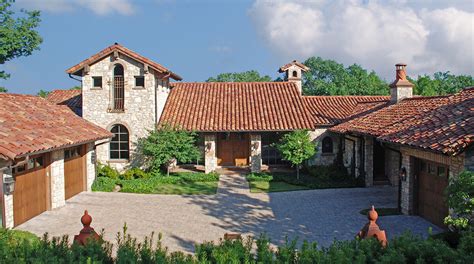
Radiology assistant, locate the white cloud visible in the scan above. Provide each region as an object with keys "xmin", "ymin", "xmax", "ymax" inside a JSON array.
[
  {"xmin": 16, "ymin": 0, "xmax": 136, "ymax": 16},
  {"xmin": 249, "ymin": 0, "xmax": 474, "ymax": 79}
]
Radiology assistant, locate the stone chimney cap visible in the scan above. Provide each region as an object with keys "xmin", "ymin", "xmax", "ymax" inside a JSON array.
[
  {"xmin": 278, "ymin": 60, "xmax": 310, "ymax": 73},
  {"xmin": 395, "ymin": 63, "xmax": 407, "ymax": 67}
]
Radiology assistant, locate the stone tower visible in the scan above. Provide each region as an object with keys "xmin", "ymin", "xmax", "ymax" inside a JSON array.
[
  {"xmin": 278, "ymin": 60, "xmax": 310, "ymax": 94},
  {"xmin": 389, "ymin": 63, "xmax": 414, "ymax": 103}
]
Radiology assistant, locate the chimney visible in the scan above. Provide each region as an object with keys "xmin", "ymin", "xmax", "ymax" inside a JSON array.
[
  {"xmin": 278, "ymin": 60, "xmax": 309, "ymax": 94},
  {"xmin": 389, "ymin": 63, "xmax": 413, "ymax": 103}
]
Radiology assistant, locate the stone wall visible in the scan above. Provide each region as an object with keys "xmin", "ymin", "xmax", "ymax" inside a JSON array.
[
  {"xmin": 250, "ymin": 134, "xmax": 262, "ymax": 172},
  {"xmin": 82, "ymin": 54, "xmax": 170, "ymax": 170},
  {"xmin": 1, "ymin": 168, "xmax": 14, "ymax": 228},
  {"xmin": 204, "ymin": 134, "xmax": 217, "ymax": 174},
  {"xmin": 86, "ymin": 143, "xmax": 96, "ymax": 191},
  {"xmin": 364, "ymin": 136, "xmax": 374, "ymax": 186},
  {"xmin": 50, "ymin": 150, "xmax": 65, "ymax": 209},
  {"xmin": 307, "ymin": 129, "xmax": 339, "ymax": 166},
  {"xmin": 384, "ymin": 147, "xmax": 401, "ymax": 186}
]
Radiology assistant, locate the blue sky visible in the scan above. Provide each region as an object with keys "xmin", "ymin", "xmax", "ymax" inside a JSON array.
[{"xmin": 1, "ymin": 0, "xmax": 473, "ymax": 95}]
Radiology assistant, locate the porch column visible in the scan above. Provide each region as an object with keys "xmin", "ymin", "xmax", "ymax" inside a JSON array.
[
  {"xmin": 86, "ymin": 143, "xmax": 96, "ymax": 191},
  {"xmin": 50, "ymin": 150, "xmax": 66, "ymax": 209},
  {"xmin": 2, "ymin": 168, "xmax": 14, "ymax": 228},
  {"xmin": 250, "ymin": 134, "xmax": 262, "ymax": 173},
  {"xmin": 400, "ymin": 150, "xmax": 415, "ymax": 215},
  {"xmin": 204, "ymin": 134, "xmax": 217, "ymax": 174},
  {"xmin": 364, "ymin": 136, "xmax": 374, "ymax": 186}
]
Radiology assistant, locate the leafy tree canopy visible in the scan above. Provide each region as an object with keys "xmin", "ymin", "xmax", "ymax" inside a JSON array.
[
  {"xmin": 275, "ymin": 130, "xmax": 316, "ymax": 179},
  {"xmin": 140, "ymin": 124, "xmax": 200, "ymax": 175},
  {"xmin": 409, "ymin": 72, "xmax": 474, "ymax": 96},
  {"xmin": 206, "ymin": 70, "xmax": 272, "ymax": 82},
  {"xmin": 0, "ymin": 0, "xmax": 42, "ymax": 80},
  {"xmin": 0, "ymin": 86, "xmax": 6, "ymax": 92},
  {"xmin": 302, "ymin": 57, "xmax": 388, "ymax": 96},
  {"xmin": 37, "ymin": 89, "xmax": 49, "ymax": 98}
]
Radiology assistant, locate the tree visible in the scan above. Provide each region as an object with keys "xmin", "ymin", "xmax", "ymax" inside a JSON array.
[
  {"xmin": 302, "ymin": 57, "xmax": 388, "ymax": 96},
  {"xmin": 0, "ymin": 87, "xmax": 6, "ymax": 92},
  {"xmin": 1, "ymin": 0, "xmax": 42, "ymax": 80},
  {"xmin": 444, "ymin": 171, "xmax": 474, "ymax": 231},
  {"xmin": 140, "ymin": 124, "xmax": 200, "ymax": 176},
  {"xmin": 275, "ymin": 130, "xmax": 316, "ymax": 179},
  {"xmin": 37, "ymin": 89, "xmax": 49, "ymax": 98},
  {"xmin": 206, "ymin": 70, "xmax": 272, "ymax": 82},
  {"xmin": 410, "ymin": 72, "xmax": 474, "ymax": 96}
]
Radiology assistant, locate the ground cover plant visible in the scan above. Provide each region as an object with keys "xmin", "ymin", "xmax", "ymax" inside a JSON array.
[
  {"xmin": 92, "ymin": 163, "xmax": 219, "ymax": 195},
  {"xmin": 1, "ymin": 227, "xmax": 473, "ymax": 263},
  {"xmin": 247, "ymin": 164, "xmax": 360, "ymax": 193}
]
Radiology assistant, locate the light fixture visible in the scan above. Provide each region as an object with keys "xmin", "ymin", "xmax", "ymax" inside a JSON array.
[
  {"xmin": 400, "ymin": 167, "xmax": 407, "ymax": 182},
  {"xmin": 3, "ymin": 176, "xmax": 15, "ymax": 195},
  {"xmin": 205, "ymin": 142, "xmax": 212, "ymax": 152}
]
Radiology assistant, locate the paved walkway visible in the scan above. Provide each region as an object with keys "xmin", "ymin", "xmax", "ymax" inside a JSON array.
[{"xmin": 17, "ymin": 176, "xmax": 442, "ymax": 253}]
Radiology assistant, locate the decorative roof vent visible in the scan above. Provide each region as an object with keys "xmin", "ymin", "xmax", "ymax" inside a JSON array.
[
  {"xmin": 389, "ymin": 63, "xmax": 414, "ymax": 103},
  {"xmin": 278, "ymin": 60, "xmax": 309, "ymax": 95}
]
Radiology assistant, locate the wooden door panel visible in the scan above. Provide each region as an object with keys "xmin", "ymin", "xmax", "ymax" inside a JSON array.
[
  {"xmin": 64, "ymin": 146, "xmax": 85, "ymax": 200},
  {"xmin": 13, "ymin": 168, "xmax": 47, "ymax": 226}
]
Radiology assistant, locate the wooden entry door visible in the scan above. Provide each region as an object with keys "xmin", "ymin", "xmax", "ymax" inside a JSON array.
[
  {"xmin": 217, "ymin": 133, "xmax": 249, "ymax": 166},
  {"xmin": 13, "ymin": 155, "xmax": 48, "ymax": 226},
  {"xmin": 415, "ymin": 159, "xmax": 449, "ymax": 227},
  {"xmin": 64, "ymin": 146, "xmax": 85, "ymax": 200}
]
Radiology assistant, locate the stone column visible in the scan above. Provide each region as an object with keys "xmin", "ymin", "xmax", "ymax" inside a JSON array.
[
  {"xmin": 86, "ymin": 143, "xmax": 96, "ymax": 191},
  {"xmin": 364, "ymin": 136, "xmax": 374, "ymax": 187},
  {"xmin": 204, "ymin": 134, "xmax": 217, "ymax": 174},
  {"xmin": 250, "ymin": 134, "xmax": 262, "ymax": 173},
  {"xmin": 2, "ymin": 168, "xmax": 14, "ymax": 228},
  {"xmin": 400, "ymin": 151, "xmax": 414, "ymax": 215},
  {"xmin": 51, "ymin": 150, "xmax": 65, "ymax": 209}
]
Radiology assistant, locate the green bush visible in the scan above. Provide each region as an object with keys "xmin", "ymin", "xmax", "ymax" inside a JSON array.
[
  {"xmin": 97, "ymin": 163, "xmax": 120, "ymax": 179},
  {"xmin": 121, "ymin": 167, "xmax": 150, "ymax": 180},
  {"xmin": 444, "ymin": 170, "xmax": 474, "ymax": 231},
  {"xmin": 246, "ymin": 173, "xmax": 273, "ymax": 182},
  {"xmin": 92, "ymin": 177, "xmax": 117, "ymax": 192},
  {"xmin": 1, "ymin": 227, "xmax": 472, "ymax": 263}
]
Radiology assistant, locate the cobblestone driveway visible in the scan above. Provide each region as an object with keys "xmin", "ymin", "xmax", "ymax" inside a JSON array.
[{"xmin": 17, "ymin": 174, "xmax": 441, "ymax": 253}]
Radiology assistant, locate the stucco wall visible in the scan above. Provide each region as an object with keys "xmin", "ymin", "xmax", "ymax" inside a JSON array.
[
  {"xmin": 308, "ymin": 129, "xmax": 339, "ymax": 166},
  {"xmin": 82, "ymin": 54, "xmax": 170, "ymax": 170}
]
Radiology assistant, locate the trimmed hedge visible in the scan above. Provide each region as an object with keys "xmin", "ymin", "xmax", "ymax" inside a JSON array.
[{"xmin": 1, "ymin": 227, "xmax": 473, "ymax": 263}]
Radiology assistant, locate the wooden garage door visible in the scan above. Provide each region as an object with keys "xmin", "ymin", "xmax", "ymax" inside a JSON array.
[
  {"xmin": 64, "ymin": 146, "xmax": 85, "ymax": 200},
  {"xmin": 416, "ymin": 159, "xmax": 449, "ymax": 227},
  {"xmin": 13, "ymin": 155, "xmax": 48, "ymax": 226}
]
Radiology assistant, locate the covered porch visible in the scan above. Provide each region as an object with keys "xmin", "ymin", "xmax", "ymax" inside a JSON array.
[{"xmin": 201, "ymin": 132, "xmax": 288, "ymax": 174}]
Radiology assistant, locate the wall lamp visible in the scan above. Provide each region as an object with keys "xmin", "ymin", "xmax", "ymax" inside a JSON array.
[
  {"xmin": 3, "ymin": 175, "xmax": 15, "ymax": 195},
  {"xmin": 400, "ymin": 167, "xmax": 407, "ymax": 182}
]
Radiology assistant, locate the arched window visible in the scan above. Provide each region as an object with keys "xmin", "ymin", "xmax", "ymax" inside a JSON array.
[
  {"xmin": 113, "ymin": 64, "xmax": 125, "ymax": 111},
  {"xmin": 322, "ymin": 136, "xmax": 333, "ymax": 154},
  {"xmin": 110, "ymin": 124, "xmax": 129, "ymax": 160},
  {"xmin": 292, "ymin": 70, "xmax": 298, "ymax": 77}
]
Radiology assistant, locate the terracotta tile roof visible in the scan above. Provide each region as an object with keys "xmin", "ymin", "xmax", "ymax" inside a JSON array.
[
  {"xmin": 159, "ymin": 82, "xmax": 316, "ymax": 132},
  {"xmin": 65, "ymin": 43, "xmax": 182, "ymax": 80},
  {"xmin": 0, "ymin": 94, "xmax": 112, "ymax": 160},
  {"xmin": 304, "ymin": 96, "xmax": 390, "ymax": 125},
  {"xmin": 331, "ymin": 87, "xmax": 474, "ymax": 155},
  {"xmin": 46, "ymin": 89, "xmax": 82, "ymax": 116},
  {"xmin": 278, "ymin": 60, "xmax": 310, "ymax": 72}
]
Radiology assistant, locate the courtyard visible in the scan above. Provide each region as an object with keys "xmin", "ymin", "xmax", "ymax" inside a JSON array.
[{"xmin": 16, "ymin": 174, "xmax": 442, "ymax": 253}]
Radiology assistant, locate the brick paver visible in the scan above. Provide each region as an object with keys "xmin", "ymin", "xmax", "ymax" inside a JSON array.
[{"xmin": 17, "ymin": 180, "xmax": 442, "ymax": 253}]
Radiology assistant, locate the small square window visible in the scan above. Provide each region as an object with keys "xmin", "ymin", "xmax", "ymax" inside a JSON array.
[
  {"xmin": 92, "ymin": 76, "xmax": 102, "ymax": 88},
  {"xmin": 135, "ymin": 76, "xmax": 145, "ymax": 87}
]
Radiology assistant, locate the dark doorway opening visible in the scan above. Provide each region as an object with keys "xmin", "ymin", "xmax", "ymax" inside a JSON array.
[{"xmin": 373, "ymin": 141, "xmax": 388, "ymax": 184}]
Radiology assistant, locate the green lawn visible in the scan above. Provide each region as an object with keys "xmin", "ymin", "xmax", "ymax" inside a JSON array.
[
  {"xmin": 249, "ymin": 181, "xmax": 310, "ymax": 193},
  {"xmin": 153, "ymin": 181, "xmax": 218, "ymax": 195}
]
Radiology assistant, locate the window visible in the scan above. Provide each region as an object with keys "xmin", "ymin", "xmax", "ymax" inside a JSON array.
[
  {"xmin": 113, "ymin": 64, "xmax": 125, "ymax": 111},
  {"xmin": 322, "ymin": 136, "xmax": 333, "ymax": 154},
  {"xmin": 135, "ymin": 76, "xmax": 145, "ymax": 87},
  {"xmin": 13, "ymin": 155, "xmax": 44, "ymax": 175},
  {"xmin": 65, "ymin": 146, "xmax": 81, "ymax": 160},
  {"xmin": 437, "ymin": 166, "xmax": 448, "ymax": 178},
  {"xmin": 292, "ymin": 70, "xmax": 298, "ymax": 77},
  {"xmin": 92, "ymin": 76, "xmax": 102, "ymax": 88},
  {"xmin": 110, "ymin": 124, "xmax": 129, "ymax": 160},
  {"xmin": 428, "ymin": 163, "xmax": 436, "ymax": 175}
]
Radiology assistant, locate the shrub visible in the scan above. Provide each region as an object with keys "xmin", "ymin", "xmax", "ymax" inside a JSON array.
[
  {"xmin": 121, "ymin": 167, "xmax": 150, "ymax": 180},
  {"xmin": 444, "ymin": 170, "xmax": 474, "ymax": 231},
  {"xmin": 246, "ymin": 173, "xmax": 273, "ymax": 182},
  {"xmin": 172, "ymin": 171, "xmax": 219, "ymax": 182},
  {"xmin": 92, "ymin": 177, "xmax": 117, "ymax": 192},
  {"xmin": 97, "ymin": 163, "xmax": 120, "ymax": 179}
]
